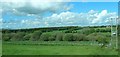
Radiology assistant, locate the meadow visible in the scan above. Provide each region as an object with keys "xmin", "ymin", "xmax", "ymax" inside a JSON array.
[
  {"xmin": 3, "ymin": 41, "xmax": 118, "ymax": 55},
  {"xmin": 0, "ymin": 40, "xmax": 2, "ymax": 56}
]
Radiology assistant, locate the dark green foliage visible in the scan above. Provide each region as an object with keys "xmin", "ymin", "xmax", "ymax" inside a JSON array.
[
  {"xmin": 87, "ymin": 33, "xmax": 110, "ymax": 48},
  {"xmin": 79, "ymin": 34, "xmax": 87, "ymax": 41},
  {"xmin": 64, "ymin": 30, "xmax": 72, "ymax": 33},
  {"xmin": 48, "ymin": 34, "xmax": 56, "ymax": 41},
  {"xmin": 38, "ymin": 32, "xmax": 65, "ymax": 41},
  {"xmin": 2, "ymin": 34, "xmax": 11, "ymax": 41},
  {"xmin": 56, "ymin": 32, "xmax": 64, "ymax": 41},
  {"xmin": 11, "ymin": 32, "xmax": 25, "ymax": 41},
  {"xmin": 87, "ymin": 33, "xmax": 110, "ymax": 45},
  {"xmin": 40, "ymin": 33, "xmax": 50, "ymax": 41},
  {"xmin": 79, "ymin": 28, "xmax": 95, "ymax": 35},
  {"xmin": 96, "ymin": 34, "xmax": 110, "ymax": 45},
  {"xmin": 63, "ymin": 33, "xmax": 73, "ymax": 41},
  {"xmin": 86, "ymin": 33, "xmax": 98, "ymax": 41},
  {"xmin": 23, "ymin": 34, "xmax": 32, "ymax": 41},
  {"xmin": 64, "ymin": 29, "xmax": 77, "ymax": 33},
  {"xmin": 95, "ymin": 28, "xmax": 111, "ymax": 32},
  {"xmin": 2, "ymin": 33, "xmax": 15, "ymax": 41},
  {"xmin": 97, "ymin": 36, "xmax": 110, "ymax": 48},
  {"xmin": 73, "ymin": 33, "xmax": 86, "ymax": 41},
  {"xmin": 2, "ymin": 26, "xmax": 112, "ymax": 42},
  {"xmin": 30, "ymin": 31, "xmax": 42, "ymax": 41}
]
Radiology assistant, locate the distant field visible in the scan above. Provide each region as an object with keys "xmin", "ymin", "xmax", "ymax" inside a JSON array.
[{"xmin": 3, "ymin": 41, "xmax": 118, "ymax": 55}]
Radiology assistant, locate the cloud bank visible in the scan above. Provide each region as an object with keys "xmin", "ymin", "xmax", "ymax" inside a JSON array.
[
  {"xmin": 1, "ymin": 1, "xmax": 72, "ymax": 17},
  {"xmin": 1, "ymin": 1, "xmax": 118, "ymax": 29},
  {"xmin": 2, "ymin": 10, "xmax": 117, "ymax": 29}
]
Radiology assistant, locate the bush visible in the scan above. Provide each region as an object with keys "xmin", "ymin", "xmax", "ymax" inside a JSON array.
[
  {"xmin": 79, "ymin": 28, "xmax": 95, "ymax": 35},
  {"xmin": 96, "ymin": 35, "xmax": 110, "ymax": 48},
  {"xmin": 73, "ymin": 33, "xmax": 86, "ymax": 41},
  {"xmin": 95, "ymin": 28, "xmax": 111, "ymax": 32},
  {"xmin": 87, "ymin": 33, "xmax": 110, "ymax": 43},
  {"xmin": 56, "ymin": 32, "xmax": 64, "ymax": 41},
  {"xmin": 64, "ymin": 29, "xmax": 77, "ymax": 33},
  {"xmin": 63, "ymin": 33, "xmax": 73, "ymax": 41},
  {"xmin": 11, "ymin": 32, "xmax": 25, "ymax": 41},
  {"xmin": 2, "ymin": 34, "xmax": 11, "ymax": 41},
  {"xmin": 23, "ymin": 34, "xmax": 32, "ymax": 41},
  {"xmin": 30, "ymin": 31, "xmax": 42, "ymax": 41},
  {"xmin": 48, "ymin": 33, "xmax": 56, "ymax": 41},
  {"xmin": 86, "ymin": 33, "xmax": 98, "ymax": 41},
  {"xmin": 64, "ymin": 30, "xmax": 72, "ymax": 33},
  {"xmin": 40, "ymin": 32, "xmax": 65, "ymax": 41},
  {"xmin": 79, "ymin": 34, "xmax": 87, "ymax": 41},
  {"xmin": 40, "ymin": 33, "xmax": 50, "ymax": 41},
  {"xmin": 87, "ymin": 33, "xmax": 110, "ymax": 48},
  {"xmin": 103, "ymin": 33, "xmax": 111, "ymax": 37},
  {"xmin": 96, "ymin": 35, "xmax": 110, "ymax": 44},
  {"xmin": 2, "ymin": 33, "xmax": 16, "ymax": 41}
]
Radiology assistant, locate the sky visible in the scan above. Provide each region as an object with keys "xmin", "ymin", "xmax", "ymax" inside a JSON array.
[{"xmin": 0, "ymin": 0, "xmax": 118, "ymax": 29}]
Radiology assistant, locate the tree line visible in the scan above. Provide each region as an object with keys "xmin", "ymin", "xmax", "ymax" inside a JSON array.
[{"xmin": 2, "ymin": 26, "xmax": 111, "ymax": 45}]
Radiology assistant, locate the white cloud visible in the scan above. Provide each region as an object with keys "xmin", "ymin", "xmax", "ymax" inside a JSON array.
[
  {"xmin": 88, "ymin": 10, "xmax": 98, "ymax": 14},
  {"xmin": 1, "ymin": 1, "xmax": 73, "ymax": 16},
  {"xmin": 1, "ymin": 0, "xmax": 73, "ymax": 2},
  {"xmin": 44, "ymin": 11, "xmax": 81, "ymax": 26},
  {"xmin": 92, "ymin": 10, "xmax": 107, "ymax": 24},
  {"xmin": 2, "ymin": 9, "xmax": 118, "ymax": 29},
  {"xmin": 21, "ymin": 19, "xmax": 41, "ymax": 25},
  {"xmin": 43, "ymin": 10, "xmax": 117, "ymax": 26},
  {"xmin": 1, "ymin": 0, "xmax": 118, "ymax": 2},
  {"xmin": 91, "ymin": 10, "xmax": 117, "ymax": 25}
]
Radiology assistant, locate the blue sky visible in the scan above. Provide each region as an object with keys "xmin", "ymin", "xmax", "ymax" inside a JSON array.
[
  {"xmin": 69, "ymin": 2, "xmax": 118, "ymax": 13},
  {"xmin": 1, "ymin": 1, "xmax": 118, "ymax": 29}
]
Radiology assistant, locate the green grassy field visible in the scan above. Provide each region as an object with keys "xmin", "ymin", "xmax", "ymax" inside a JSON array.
[
  {"xmin": 0, "ymin": 40, "xmax": 2, "ymax": 56},
  {"xmin": 3, "ymin": 41, "xmax": 118, "ymax": 55}
]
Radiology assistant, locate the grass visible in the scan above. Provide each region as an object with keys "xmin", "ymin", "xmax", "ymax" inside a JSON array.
[
  {"xmin": 3, "ymin": 41, "xmax": 99, "ymax": 46},
  {"xmin": 2, "ymin": 41, "xmax": 118, "ymax": 55},
  {"xmin": 0, "ymin": 40, "xmax": 2, "ymax": 56}
]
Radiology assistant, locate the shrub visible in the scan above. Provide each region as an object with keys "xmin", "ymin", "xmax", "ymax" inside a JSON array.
[
  {"xmin": 73, "ymin": 33, "xmax": 85, "ymax": 41},
  {"xmin": 63, "ymin": 33, "xmax": 73, "ymax": 41},
  {"xmin": 11, "ymin": 32, "xmax": 25, "ymax": 41},
  {"xmin": 64, "ymin": 29, "xmax": 76, "ymax": 33},
  {"xmin": 86, "ymin": 33, "xmax": 98, "ymax": 41},
  {"xmin": 96, "ymin": 35, "xmax": 110, "ymax": 44},
  {"xmin": 85, "ymin": 33, "xmax": 110, "ymax": 48},
  {"xmin": 30, "ymin": 31, "xmax": 42, "ymax": 41},
  {"xmin": 56, "ymin": 32, "xmax": 64, "ymax": 41},
  {"xmin": 40, "ymin": 33, "xmax": 50, "ymax": 41},
  {"xmin": 2, "ymin": 34, "xmax": 11, "ymax": 41},
  {"xmin": 79, "ymin": 34, "xmax": 87, "ymax": 41},
  {"xmin": 23, "ymin": 34, "xmax": 32, "ymax": 41},
  {"xmin": 95, "ymin": 28, "xmax": 111, "ymax": 33},
  {"xmin": 64, "ymin": 30, "xmax": 71, "ymax": 33},
  {"xmin": 103, "ymin": 33, "xmax": 111, "ymax": 37},
  {"xmin": 97, "ymin": 35, "xmax": 110, "ymax": 48},
  {"xmin": 65, "ymin": 29, "xmax": 74, "ymax": 33},
  {"xmin": 72, "ymin": 30, "xmax": 77, "ymax": 33},
  {"xmin": 2, "ymin": 33, "xmax": 16, "ymax": 41},
  {"xmin": 48, "ymin": 33, "xmax": 56, "ymax": 41},
  {"xmin": 79, "ymin": 28, "xmax": 95, "ymax": 35}
]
